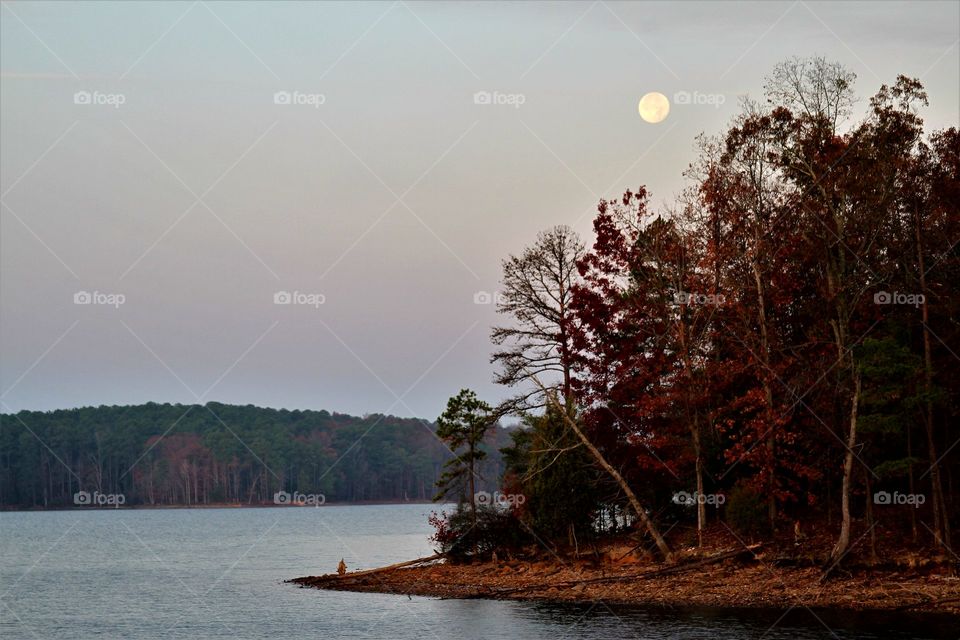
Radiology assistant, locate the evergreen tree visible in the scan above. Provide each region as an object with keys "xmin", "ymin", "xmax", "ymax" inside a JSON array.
[{"xmin": 433, "ymin": 389, "xmax": 495, "ymax": 527}]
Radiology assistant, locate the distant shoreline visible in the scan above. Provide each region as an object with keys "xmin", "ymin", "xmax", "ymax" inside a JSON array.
[{"xmin": 0, "ymin": 500, "xmax": 441, "ymax": 513}]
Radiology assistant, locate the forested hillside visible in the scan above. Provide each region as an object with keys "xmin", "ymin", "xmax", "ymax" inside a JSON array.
[{"xmin": 0, "ymin": 402, "xmax": 513, "ymax": 508}]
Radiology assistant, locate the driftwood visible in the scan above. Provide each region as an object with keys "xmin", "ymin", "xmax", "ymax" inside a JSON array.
[
  {"xmin": 481, "ymin": 544, "xmax": 763, "ymax": 597},
  {"xmin": 295, "ymin": 553, "xmax": 443, "ymax": 585}
]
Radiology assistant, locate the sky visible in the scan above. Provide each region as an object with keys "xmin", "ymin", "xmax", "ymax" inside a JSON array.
[{"xmin": 1, "ymin": 1, "xmax": 958, "ymax": 420}]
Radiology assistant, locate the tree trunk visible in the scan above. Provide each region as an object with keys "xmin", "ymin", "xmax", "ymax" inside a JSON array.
[
  {"xmin": 468, "ymin": 443, "xmax": 477, "ymax": 531},
  {"xmin": 915, "ymin": 209, "xmax": 950, "ymax": 551},
  {"xmin": 678, "ymin": 311, "xmax": 705, "ymax": 546},
  {"xmin": 829, "ymin": 369, "xmax": 860, "ymax": 567},
  {"xmin": 693, "ymin": 423, "xmax": 705, "ymax": 547},
  {"xmin": 539, "ymin": 384, "xmax": 674, "ymax": 562},
  {"xmin": 752, "ymin": 256, "xmax": 777, "ymax": 532}
]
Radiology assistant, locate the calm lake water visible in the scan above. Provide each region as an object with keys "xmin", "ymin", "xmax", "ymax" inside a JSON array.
[{"xmin": 0, "ymin": 505, "xmax": 954, "ymax": 639}]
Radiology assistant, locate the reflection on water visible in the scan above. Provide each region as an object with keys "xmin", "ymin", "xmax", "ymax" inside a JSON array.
[{"xmin": 0, "ymin": 505, "xmax": 954, "ymax": 639}]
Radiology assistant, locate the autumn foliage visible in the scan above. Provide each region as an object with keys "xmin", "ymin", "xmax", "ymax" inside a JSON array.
[{"xmin": 493, "ymin": 59, "xmax": 958, "ymax": 564}]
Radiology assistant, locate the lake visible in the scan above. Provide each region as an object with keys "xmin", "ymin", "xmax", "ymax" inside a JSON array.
[{"xmin": 0, "ymin": 505, "xmax": 953, "ymax": 639}]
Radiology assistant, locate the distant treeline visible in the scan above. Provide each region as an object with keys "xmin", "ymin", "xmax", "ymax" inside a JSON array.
[{"xmin": 0, "ymin": 402, "xmax": 513, "ymax": 508}]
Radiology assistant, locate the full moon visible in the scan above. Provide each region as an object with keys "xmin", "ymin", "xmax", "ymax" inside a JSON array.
[{"xmin": 638, "ymin": 92, "xmax": 670, "ymax": 123}]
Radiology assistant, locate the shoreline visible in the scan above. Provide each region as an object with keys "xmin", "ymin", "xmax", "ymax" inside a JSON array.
[
  {"xmin": 0, "ymin": 500, "xmax": 439, "ymax": 513},
  {"xmin": 290, "ymin": 552, "xmax": 960, "ymax": 616}
]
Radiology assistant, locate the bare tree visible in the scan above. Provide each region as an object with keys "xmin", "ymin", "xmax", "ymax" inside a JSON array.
[
  {"xmin": 491, "ymin": 225, "xmax": 584, "ymax": 412},
  {"xmin": 764, "ymin": 56, "xmax": 857, "ymax": 134}
]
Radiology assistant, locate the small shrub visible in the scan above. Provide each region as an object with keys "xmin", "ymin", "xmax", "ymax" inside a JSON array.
[{"xmin": 429, "ymin": 503, "xmax": 530, "ymax": 562}]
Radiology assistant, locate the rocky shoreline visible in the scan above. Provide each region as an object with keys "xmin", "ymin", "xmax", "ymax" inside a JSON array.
[{"xmin": 290, "ymin": 548, "xmax": 960, "ymax": 615}]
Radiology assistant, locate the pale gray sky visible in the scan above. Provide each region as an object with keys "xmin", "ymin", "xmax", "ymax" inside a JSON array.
[{"xmin": 2, "ymin": 1, "xmax": 958, "ymax": 418}]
